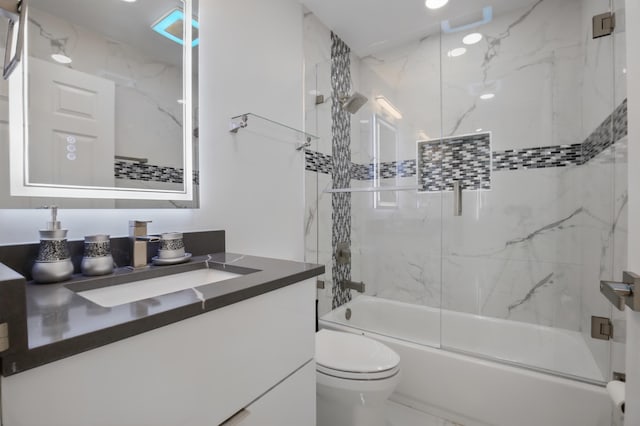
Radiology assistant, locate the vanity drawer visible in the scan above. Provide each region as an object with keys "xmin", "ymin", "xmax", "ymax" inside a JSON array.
[
  {"xmin": 2, "ymin": 279, "xmax": 316, "ymax": 426},
  {"xmin": 221, "ymin": 360, "xmax": 315, "ymax": 426}
]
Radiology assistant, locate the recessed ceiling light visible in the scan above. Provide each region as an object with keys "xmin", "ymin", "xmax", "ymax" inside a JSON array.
[
  {"xmin": 480, "ymin": 93, "xmax": 495, "ymax": 100},
  {"xmin": 51, "ymin": 53, "xmax": 72, "ymax": 64},
  {"xmin": 425, "ymin": 0, "xmax": 449, "ymax": 10},
  {"xmin": 447, "ymin": 47, "xmax": 467, "ymax": 57},
  {"xmin": 463, "ymin": 33, "xmax": 483, "ymax": 45},
  {"xmin": 121, "ymin": 0, "xmax": 137, "ymax": 2},
  {"xmin": 476, "ymin": 128, "xmax": 483, "ymax": 132}
]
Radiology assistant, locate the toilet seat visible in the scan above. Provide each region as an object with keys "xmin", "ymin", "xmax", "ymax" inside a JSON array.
[
  {"xmin": 316, "ymin": 329, "xmax": 400, "ymax": 380},
  {"xmin": 316, "ymin": 363, "xmax": 399, "ymax": 380}
]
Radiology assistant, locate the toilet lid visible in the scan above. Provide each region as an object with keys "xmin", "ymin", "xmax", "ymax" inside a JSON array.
[{"xmin": 316, "ymin": 329, "xmax": 400, "ymax": 375}]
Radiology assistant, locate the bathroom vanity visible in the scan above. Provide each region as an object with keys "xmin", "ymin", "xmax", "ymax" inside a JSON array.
[{"xmin": 0, "ymin": 231, "xmax": 323, "ymax": 426}]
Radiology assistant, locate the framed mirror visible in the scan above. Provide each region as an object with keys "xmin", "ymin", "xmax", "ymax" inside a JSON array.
[{"xmin": 1, "ymin": 0, "xmax": 199, "ymax": 208}]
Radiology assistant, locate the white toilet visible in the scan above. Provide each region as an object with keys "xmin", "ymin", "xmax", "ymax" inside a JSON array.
[{"xmin": 315, "ymin": 329, "xmax": 401, "ymax": 426}]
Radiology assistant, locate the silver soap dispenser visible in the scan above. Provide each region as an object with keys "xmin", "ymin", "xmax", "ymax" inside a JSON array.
[{"xmin": 32, "ymin": 206, "xmax": 74, "ymax": 284}]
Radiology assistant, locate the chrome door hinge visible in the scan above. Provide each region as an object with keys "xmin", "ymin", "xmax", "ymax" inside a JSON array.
[{"xmin": 591, "ymin": 316, "xmax": 613, "ymax": 340}]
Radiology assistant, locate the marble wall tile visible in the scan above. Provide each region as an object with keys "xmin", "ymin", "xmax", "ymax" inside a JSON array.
[
  {"xmin": 580, "ymin": 0, "xmax": 616, "ymax": 141},
  {"xmin": 442, "ymin": 168, "xmax": 583, "ymax": 266},
  {"xmin": 441, "ymin": 255, "xmax": 582, "ymax": 330}
]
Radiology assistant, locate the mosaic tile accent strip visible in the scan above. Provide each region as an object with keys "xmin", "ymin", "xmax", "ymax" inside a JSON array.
[
  {"xmin": 492, "ymin": 144, "xmax": 582, "ymax": 171},
  {"xmin": 114, "ymin": 161, "xmax": 184, "ymax": 183},
  {"xmin": 350, "ymin": 162, "xmax": 371, "ymax": 180},
  {"xmin": 418, "ymin": 133, "xmax": 491, "ymax": 192},
  {"xmin": 613, "ymin": 99, "xmax": 628, "ymax": 143},
  {"xmin": 305, "ymin": 99, "xmax": 627, "ymax": 185},
  {"xmin": 114, "ymin": 161, "xmax": 200, "ymax": 185},
  {"xmin": 305, "ymin": 150, "xmax": 333, "ymax": 174},
  {"xmin": 330, "ymin": 32, "xmax": 352, "ymax": 309},
  {"xmin": 582, "ymin": 98, "xmax": 627, "ymax": 164},
  {"xmin": 368, "ymin": 160, "xmax": 417, "ymax": 180}
]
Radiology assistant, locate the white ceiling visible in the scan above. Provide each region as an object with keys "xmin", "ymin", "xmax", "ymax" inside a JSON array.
[
  {"xmin": 31, "ymin": 0, "xmax": 199, "ymax": 66},
  {"xmin": 299, "ymin": 0, "xmax": 539, "ymax": 57}
]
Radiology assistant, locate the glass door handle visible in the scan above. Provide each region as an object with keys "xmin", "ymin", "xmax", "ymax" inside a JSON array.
[{"xmin": 600, "ymin": 271, "xmax": 640, "ymax": 311}]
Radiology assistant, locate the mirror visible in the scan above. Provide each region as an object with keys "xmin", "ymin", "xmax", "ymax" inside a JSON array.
[{"xmin": 1, "ymin": 0, "xmax": 199, "ymax": 208}]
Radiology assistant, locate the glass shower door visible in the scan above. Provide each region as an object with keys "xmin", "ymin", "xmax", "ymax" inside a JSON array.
[
  {"xmin": 303, "ymin": 21, "xmax": 445, "ymax": 349},
  {"xmin": 439, "ymin": 0, "xmax": 620, "ymax": 384}
]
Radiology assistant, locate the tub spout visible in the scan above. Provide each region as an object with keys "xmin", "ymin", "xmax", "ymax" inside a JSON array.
[{"xmin": 341, "ymin": 280, "xmax": 365, "ymax": 293}]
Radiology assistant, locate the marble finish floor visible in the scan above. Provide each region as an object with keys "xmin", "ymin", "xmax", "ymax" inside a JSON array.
[{"xmin": 386, "ymin": 400, "xmax": 464, "ymax": 426}]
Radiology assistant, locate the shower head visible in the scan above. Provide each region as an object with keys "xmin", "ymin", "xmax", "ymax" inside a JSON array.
[{"xmin": 340, "ymin": 92, "xmax": 368, "ymax": 114}]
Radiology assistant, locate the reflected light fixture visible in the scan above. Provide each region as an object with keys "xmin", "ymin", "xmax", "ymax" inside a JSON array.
[
  {"xmin": 425, "ymin": 0, "xmax": 449, "ymax": 10},
  {"xmin": 121, "ymin": 0, "xmax": 137, "ymax": 2},
  {"xmin": 475, "ymin": 128, "xmax": 483, "ymax": 132},
  {"xmin": 447, "ymin": 47, "xmax": 467, "ymax": 57},
  {"xmin": 463, "ymin": 32, "xmax": 483, "ymax": 45},
  {"xmin": 375, "ymin": 96, "xmax": 403, "ymax": 119},
  {"xmin": 152, "ymin": 8, "xmax": 199, "ymax": 47},
  {"xmin": 51, "ymin": 53, "xmax": 72, "ymax": 64},
  {"xmin": 480, "ymin": 93, "xmax": 495, "ymax": 100}
]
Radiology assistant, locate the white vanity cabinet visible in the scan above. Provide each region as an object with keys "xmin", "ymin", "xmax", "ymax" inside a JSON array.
[{"xmin": 1, "ymin": 278, "xmax": 316, "ymax": 426}]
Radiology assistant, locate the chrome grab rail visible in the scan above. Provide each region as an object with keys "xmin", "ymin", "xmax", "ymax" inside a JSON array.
[{"xmin": 0, "ymin": 0, "xmax": 25, "ymax": 80}]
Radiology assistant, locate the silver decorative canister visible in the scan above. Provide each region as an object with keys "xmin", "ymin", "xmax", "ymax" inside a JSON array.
[
  {"xmin": 32, "ymin": 206, "xmax": 74, "ymax": 284},
  {"xmin": 81, "ymin": 234, "xmax": 114, "ymax": 276}
]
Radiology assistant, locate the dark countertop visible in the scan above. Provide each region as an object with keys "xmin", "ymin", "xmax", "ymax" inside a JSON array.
[{"xmin": 0, "ymin": 252, "xmax": 324, "ymax": 376}]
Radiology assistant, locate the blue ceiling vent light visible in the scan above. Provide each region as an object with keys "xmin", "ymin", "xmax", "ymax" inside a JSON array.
[
  {"xmin": 151, "ymin": 8, "xmax": 199, "ymax": 47},
  {"xmin": 441, "ymin": 6, "xmax": 493, "ymax": 34}
]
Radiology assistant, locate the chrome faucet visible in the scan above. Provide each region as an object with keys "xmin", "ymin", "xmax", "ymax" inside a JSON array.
[{"xmin": 129, "ymin": 220, "xmax": 159, "ymax": 268}]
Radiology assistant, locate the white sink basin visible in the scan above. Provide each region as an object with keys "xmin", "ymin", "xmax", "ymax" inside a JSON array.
[{"xmin": 77, "ymin": 268, "xmax": 242, "ymax": 308}]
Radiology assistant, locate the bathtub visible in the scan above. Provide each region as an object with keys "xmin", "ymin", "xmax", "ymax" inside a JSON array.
[{"xmin": 320, "ymin": 296, "xmax": 612, "ymax": 426}]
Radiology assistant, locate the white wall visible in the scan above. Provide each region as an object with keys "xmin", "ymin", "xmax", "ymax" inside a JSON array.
[
  {"xmin": 624, "ymin": 0, "xmax": 640, "ymax": 423},
  {"xmin": 0, "ymin": 0, "xmax": 305, "ymax": 262}
]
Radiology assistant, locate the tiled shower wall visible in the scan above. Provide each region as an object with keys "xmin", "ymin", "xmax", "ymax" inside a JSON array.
[{"xmin": 304, "ymin": 0, "xmax": 627, "ymax": 364}]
